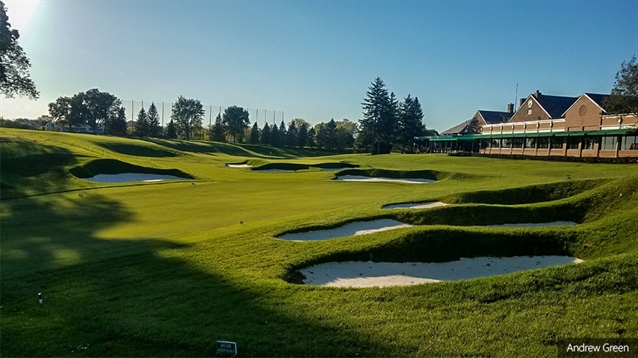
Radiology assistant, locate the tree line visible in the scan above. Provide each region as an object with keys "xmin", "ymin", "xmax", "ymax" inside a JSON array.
[{"xmin": 46, "ymin": 90, "xmax": 358, "ymax": 151}]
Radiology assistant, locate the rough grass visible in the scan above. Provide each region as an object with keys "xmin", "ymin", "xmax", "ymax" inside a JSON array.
[{"xmin": 1, "ymin": 128, "xmax": 637, "ymax": 357}]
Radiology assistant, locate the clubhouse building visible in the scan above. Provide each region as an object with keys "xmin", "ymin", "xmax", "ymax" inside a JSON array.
[{"xmin": 423, "ymin": 91, "xmax": 638, "ymax": 159}]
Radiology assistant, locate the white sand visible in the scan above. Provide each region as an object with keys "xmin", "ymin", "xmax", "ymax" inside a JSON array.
[
  {"xmin": 336, "ymin": 175, "xmax": 437, "ymax": 184},
  {"xmin": 226, "ymin": 164, "xmax": 252, "ymax": 168},
  {"xmin": 483, "ymin": 221, "xmax": 577, "ymax": 228},
  {"xmin": 301, "ymin": 256, "xmax": 583, "ymax": 287},
  {"xmin": 277, "ymin": 219, "xmax": 413, "ymax": 241},
  {"xmin": 83, "ymin": 173, "xmax": 189, "ymax": 183},
  {"xmin": 383, "ymin": 201, "xmax": 449, "ymax": 209}
]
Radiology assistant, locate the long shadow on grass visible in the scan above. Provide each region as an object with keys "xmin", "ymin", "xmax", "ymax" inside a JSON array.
[
  {"xmin": 0, "ymin": 139, "xmax": 82, "ymax": 199},
  {"xmin": 145, "ymin": 138, "xmax": 341, "ymax": 159},
  {"xmin": 0, "ymin": 190, "xmax": 396, "ymax": 357}
]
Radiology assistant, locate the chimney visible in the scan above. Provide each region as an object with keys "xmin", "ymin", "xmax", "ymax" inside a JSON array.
[
  {"xmin": 507, "ymin": 103, "xmax": 514, "ymax": 114},
  {"xmin": 519, "ymin": 98, "xmax": 526, "ymax": 107},
  {"xmin": 533, "ymin": 90, "xmax": 542, "ymax": 99}
]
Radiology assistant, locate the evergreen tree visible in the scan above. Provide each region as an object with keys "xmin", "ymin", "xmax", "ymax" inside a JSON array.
[
  {"xmin": 359, "ymin": 77, "xmax": 394, "ymax": 154},
  {"xmin": 315, "ymin": 123, "xmax": 327, "ymax": 149},
  {"xmin": 134, "ymin": 107, "xmax": 149, "ymax": 137},
  {"xmin": 307, "ymin": 127, "xmax": 316, "ymax": 148},
  {"xmin": 316, "ymin": 119, "xmax": 338, "ymax": 150},
  {"xmin": 396, "ymin": 95, "xmax": 425, "ymax": 152},
  {"xmin": 147, "ymin": 102, "xmax": 161, "ymax": 137},
  {"xmin": 165, "ymin": 119, "xmax": 177, "ymax": 139},
  {"xmin": 298, "ymin": 122, "xmax": 308, "ymax": 148},
  {"xmin": 278, "ymin": 120, "xmax": 287, "ymax": 146},
  {"xmin": 111, "ymin": 106, "xmax": 127, "ymax": 136},
  {"xmin": 210, "ymin": 113, "xmax": 226, "ymax": 142},
  {"xmin": 260, "ymin": 122, "xmax": 271, "ymax": 145},
  {"xmin": 249, "ymin": 122, "xmax": 260, "ymax": 144},
  {"xmin": 270, "ymin": 123, "xmax": 280, "ymax": 147},
  {"xmin": 286, "ymin": 121, "xmax": 298, "ymax": 147}
]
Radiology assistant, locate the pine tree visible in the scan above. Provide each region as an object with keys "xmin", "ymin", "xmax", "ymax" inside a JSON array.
[
  {"xmin": 359, "ymin": 77, "xmax": 393, "ymax": 154},
  {"xmin": 270, "ymin": 123, "xmax": 280, "ymax": 147},
  {"xmin": 298, "ymin": 122, "xmax": 308, "ymax": 148},
  {"xmin": 260, "ymin": 122, "xmax": 271, "ymax": 145},
  {"xmin": 250, "ymin": 122, "xmax": 260, "ymax": 144},
  {"xmin": 112, "ymin": 106, "xmax": 128, "ymax": 136},
  {"xmin": 287, "ymin": 121, "xmax": 298, "ymax": 147},
  {"xmin": 396, "ymin": 95, "xmax": 424, "ymax": 152},
  {"xmin": 307, "ymin": 127, "xmax": 316, "ymax": 148},
  {"xmin": 134, "ymin": 107, "xmax": 149, "ymax": 137},
  {"xmin": 147, "ymin": 102, "xmax": 161, "ymax": 137},
  {"xmin": 165, "ymin": 119, "xmax": 177, "ymax": 139},
  {"xmin": 210, "ymin": 113, "xmax": 226, "ymax": 142},
  {"xmin": 278, "ymin": 120, "xmax": 287, "ymax": 146}
]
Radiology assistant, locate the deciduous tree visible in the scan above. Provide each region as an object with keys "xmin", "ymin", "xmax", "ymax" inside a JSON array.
[
  {"xmin": 0, "ymin": 0, "xmax": 38, "ymax": 99},
  {"xmin": 222, "ymin": 105, "xmax": 250, "ymax": 143},
  {"xmin": 604, "ymin": 55, "xmax": 638, "ymax": 115},
  {"xmin": 171, "ymin": 96, "xmax": 204, "ymax": 140}
]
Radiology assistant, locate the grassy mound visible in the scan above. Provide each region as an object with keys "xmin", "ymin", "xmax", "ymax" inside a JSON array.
[
  {"xmin": 336, "ymin": 168, "xmax": 441, "ymax": 180},
  {"xmin": 252, "ymin": 163, "xmax": 311, "ymax": 171},
  {"xmin": 69, "ymin": 159, "xmax": 194, "ymax": 179},
  {"xmin": 442, "ymin": 179, "xmax": 604, "ymax": 205}
]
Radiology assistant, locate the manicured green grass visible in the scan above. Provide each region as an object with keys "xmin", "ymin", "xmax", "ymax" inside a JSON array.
[{"xmin": 1, "ymin": 128, "xmax": 637, "ymax": 357}]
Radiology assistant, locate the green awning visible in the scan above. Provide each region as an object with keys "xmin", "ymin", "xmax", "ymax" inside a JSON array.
[{"xmin": 419, "ymin": 128, "xmax": 631, "ymax": 142}]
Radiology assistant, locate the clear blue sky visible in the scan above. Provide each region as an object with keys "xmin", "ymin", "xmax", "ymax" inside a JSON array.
[{"xmin": 1, "ymin": 0, "xmax": 637, "ymax": 132}]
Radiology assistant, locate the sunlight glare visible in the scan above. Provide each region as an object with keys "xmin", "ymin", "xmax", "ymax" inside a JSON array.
[{"xmin": 4, "ymin": 0, "xmax": 39, "ymax": 32}]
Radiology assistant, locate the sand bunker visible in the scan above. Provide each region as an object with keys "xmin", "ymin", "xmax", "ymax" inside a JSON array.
[
  {"xmin": 483, "ymin": 221, "xmax": 577, "ymax": 228},
  {"xmin": 278, "ymin": 219, "xmax": 413, "ymax": 241},
  {"xmin": 83, "ymin": 173, "xmax": 189, "ymax": 183},
  {"xmin": 383, "ymin": 201, "xmax": 449, "ymax": 209},
  {"xmin": 336, "ymin": 175, "xmax": 437, "ymax": 184},
  {"xmin": 301, "ymin": 256, "xmax": 583, "ymax": 287},
  {"xmin": 226, "ymin": 164, "xmax": 252, "ymax": 168}
]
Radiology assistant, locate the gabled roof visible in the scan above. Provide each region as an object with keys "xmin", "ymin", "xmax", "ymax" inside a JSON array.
[
  {"xmin": 441, "ymin": 119, "xmax": 472, "ymax": 135},
  {"xmin": 584, "ymin": 93, "xmax": 609, "ymax": 109},
  {"xmin": 477, "ymin": 110, "xmax": 513, "ymax": 124},
  {"xmin": 561, "ymin": 93, "xmax": 609, "ymax": 117},
  {"xmin": 535, "ymin": 94, "xmax": 578, "ymax": 118}
]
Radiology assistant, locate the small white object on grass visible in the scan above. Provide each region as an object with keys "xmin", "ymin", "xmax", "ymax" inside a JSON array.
[{"xmin": 38, "ymin": 293, "xmax": 42, "ymax": 304}]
